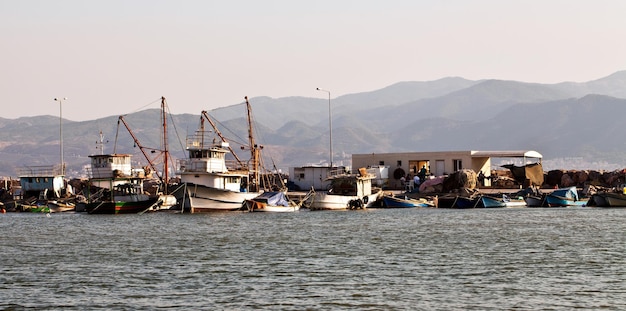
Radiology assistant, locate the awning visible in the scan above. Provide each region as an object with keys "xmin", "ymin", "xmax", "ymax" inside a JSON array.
[{"xmin": 470, "ymin": 150, "xmax": 543, "ymax": 159}]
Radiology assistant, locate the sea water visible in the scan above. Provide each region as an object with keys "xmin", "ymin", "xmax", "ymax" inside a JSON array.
[{"xmin": 1, "ymin": 207, "xmax": 625, "ymax": 310}]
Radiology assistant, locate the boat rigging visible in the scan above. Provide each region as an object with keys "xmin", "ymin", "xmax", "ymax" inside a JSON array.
[{"xmin": 113, "ymin": 96, "xmax": 173, "ymax": 193}]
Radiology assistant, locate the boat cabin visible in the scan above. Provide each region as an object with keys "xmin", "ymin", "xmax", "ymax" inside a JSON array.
[
  {"xmin": 17, "ymin": 165, "xmax": 65, "ymax": 198},
  {"xmin": 88, "ymin": 154, "xmax": 145, "ymax": 189},
  {"xmin": 177, "ymin": 135, "xmax": 249, "ymax": 193},
  {"xmin": 289, "ymin": 166, "xmax": 380, "ymax": 192},
  {"xmin": 328, "ymin": 172, "xmax": 374, "ymax": 198},
  {"xmin": 89, "ymin": 154, "xmax": 134, "ymax": 178}
]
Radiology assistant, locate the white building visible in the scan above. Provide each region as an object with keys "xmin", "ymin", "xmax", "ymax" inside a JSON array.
[{"xmin": 351, "ymin": 150, "xmax": 542, "ymax": 189}]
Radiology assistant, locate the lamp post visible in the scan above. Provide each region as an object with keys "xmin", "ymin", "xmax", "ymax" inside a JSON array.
[
  {"xmin": 54, "ymin": 97, "xmax": 67, "ymax": 175},
  {"xmin": 316, "ymin": 88, "xmax": 332, "ymax": 168}
]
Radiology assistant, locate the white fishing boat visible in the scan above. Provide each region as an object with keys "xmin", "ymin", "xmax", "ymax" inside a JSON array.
[
  {"xmin": 243, "ymin": 190, "xmax": 312, "ymax": 212},
  {"xmin": 174, "ymin": 97, "xmax": 263, "ymax": 212},
  {"xmin": 174, "ymin": 139, "xmax": 259, "ymax": 212},
  {"xmin": 305, "ymin": 168, "xmax": 382, "ymax": 211}
]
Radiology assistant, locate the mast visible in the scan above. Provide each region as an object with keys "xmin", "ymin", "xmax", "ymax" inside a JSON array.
[
  {"xmin": 200, "ymin": 110, "xmax": 245, "ymax": 167},
  {"xmin": 245, "ymin": 96, "xmax": 260, "ymax": 192},
  {"xmin": 96, "ymin": 130, "xmax": 107, "ymax": 155},
  {"xmin": 161, "ymin": 96, "xmax": 168, "ymax": 193},
  {"xmin": 117, "ymin": 116, "xmax": 162, "ymax": 183}
]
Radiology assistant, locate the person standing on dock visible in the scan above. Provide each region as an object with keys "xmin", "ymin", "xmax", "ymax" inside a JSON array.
[
  {"xmin": 413, "ymin": 174, "xmax": 421, "ymax": 192},
  {"xmin": 418, "ymin": 165, "xmax": 427, "ymax": 182}
]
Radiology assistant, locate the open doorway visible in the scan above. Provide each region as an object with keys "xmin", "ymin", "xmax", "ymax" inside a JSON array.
[{"xmin": 409, "ymin": 160, "xmax": 430, "ymax": 179}]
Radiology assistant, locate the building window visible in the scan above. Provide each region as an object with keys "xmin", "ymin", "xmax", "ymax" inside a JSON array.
[
  {"xmin": 453, "ymin": 159, "xmax": 463, "ymax": 171},
  {"xmin": 397, "ymin": 160, "xmax": 402, "ymax": 166},
  {"xmin": 379, "ymin": 161, "xmax": 385, "ymax": 166},
  {"xmin": 299, "ymin": 173, "xmax": 305, "ymax": 178}
]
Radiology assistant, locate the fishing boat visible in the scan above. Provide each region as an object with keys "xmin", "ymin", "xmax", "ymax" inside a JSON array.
[
  {"xmin": 446, "ymin": 194, "xmax": 507, "ymax": 208},
  {"xmin": 588, "ymin": 191, "xmax": 626, "ymax": 207},
  {"xmin": 372, "ymin": 194, "xmax": 429, "ymax": 208},
  {"xmin": 545, "ymin": 186, "xmax": 586, "ymax": 207},
  {"xmin": 243, "ymin": 190, "xmax": 313, "ymax": 212},
  {"xmin": 174, "ymin": 97, "xmax": 264, "ymax": 212},
  {"xmin": 85, "ymin": 154, "xmax": 162, "ymax": 214},
  {"xmin": 305, "ymin": 168, "xmax": 382, "ymax": 210},
  {"xmin": 20, "ymin": 203, "xmax": 50, "ymax": 213},
  {"xmin": 174, "ymin": 140, "xmax": 258, "ymax": 212},
  {"xmin": 503, "ymin": 197, "xmax": 528, "ymax": 208},
  {"xmin": 434, "ymin": 195, "xmax": 458, "ymax": 208},
  {"xmin": 115, "ymin": 97, "xmax": 177, "ymax": 212},
  {"xmin": 16, "ymin": 164, "xmax": 67, "ymax": 212},
  {"xmin": 455, "ymin": 195, "xmax": 480, "ymax": 208},
  {"xmin": 47, "ymin": 200, "xmax": 75, "ymax": 213},
  {"xmin": 86, "ymin": 182, "xmax": 161, "ymax": 214},
  {"xmin": 477, "ymin": 194, "xmax": 508, "ymax": 208},
  {"xmin": 524, "ymin": 194, "xmax": 547, "ymax": 207}
]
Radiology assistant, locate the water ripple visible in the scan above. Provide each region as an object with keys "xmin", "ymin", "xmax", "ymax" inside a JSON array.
[{"xmin": 1, "ymin": 208, "xmax": 625, "ymax": 310}]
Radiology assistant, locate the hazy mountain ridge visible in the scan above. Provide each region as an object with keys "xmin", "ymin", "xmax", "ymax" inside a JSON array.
[{"xmin": 1, "ymin": 71, "xmax": 626, "ymax": 177}]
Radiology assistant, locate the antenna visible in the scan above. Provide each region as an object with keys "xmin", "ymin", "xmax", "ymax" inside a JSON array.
[{"xmin": 95, "ymin": 130, "xmax": 109, "ymax": 155}]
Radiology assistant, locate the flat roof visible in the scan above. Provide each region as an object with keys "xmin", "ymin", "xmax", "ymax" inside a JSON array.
[{"xmin": 470, "ymin": 150, "xmax": 542, "ymax": 159}]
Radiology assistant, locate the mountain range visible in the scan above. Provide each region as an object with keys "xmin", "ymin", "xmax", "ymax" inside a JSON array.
[{"xmin": 2, "ymin": 71, "xmax": 626, "ymax": 178}]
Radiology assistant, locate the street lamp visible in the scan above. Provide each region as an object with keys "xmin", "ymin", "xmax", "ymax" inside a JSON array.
[
  {"xmin": 316, "ymin": 88, "xmax": 332, "ymax": 168},
  {"xmin": 54, "ymin": 97, "xmax": 67, "ymax": 175}
]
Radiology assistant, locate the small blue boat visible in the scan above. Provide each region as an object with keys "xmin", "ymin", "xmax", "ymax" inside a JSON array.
[
  {"xmin": 375, "ymin": 195, "xmax": 427, "ymax": 208},
  {"xmin": 454, "ymin": 195, "xmax": 507, "ymax": 208},
  {"xmin": 455, "ymin": 196, "xmax": 480, "ymax": 208},
  {"xmin": 545, "ymin": 186, "xmax": 586, "ymax": 207},
  {"xmin": 478, "ymin": 195, "xmax": 508, "ymax": 208}
]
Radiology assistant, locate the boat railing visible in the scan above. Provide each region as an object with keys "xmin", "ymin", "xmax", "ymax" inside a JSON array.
[
  {"xmin": 17, "ymin": 164, "xmax": 65, "ymax": 177},
  {"xmin": 84, "ymin": 167, "xmax": 145, "ymax": 179},
  {"xmin": 176, "ymin": 158, "xmax": 247, "ymax": 173},
  {"xmin": 185, "ymin": 133, "xmax": 229, "ymax": 150},
  {"xmin": 327, "ymin": 167, "xmax": 376, "ymax": 179}
]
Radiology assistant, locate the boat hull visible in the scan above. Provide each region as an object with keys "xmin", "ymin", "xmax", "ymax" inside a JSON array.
[
  {"xmin": 545, "ymin": 195, "xmax": 587, "ymax": 207},
  {"xmin": 435, "ymin": 195, "xmax": 458, "ymax": 208},
  {"xmin": 372, "ymin": 195, "xmax": 426, "ymax": 208},
  {"xmin": 455, "ymin": 196, "xmax": 480, "ymax": 209},
  {"xmin": 307, "ymin": 191, "xmax": 381, "ymax": 210},
  {"xmin": 244, "ymin": 200, "xmax": 301, "ymax": 212},
  {"xmin": 435, "ymin": 195, "xmax": 507, "ymax": 208},
  {"xmin": 525, "ymin": 195, "xmax": 546, "ymax": 207},
  {"xmin": 589, "ymin": 192, "xmax": 626, "ymax": 207},
  {"xmin": 544, "ymin": 187, "xmax": 585, "ymax": 207},
  {"xmin": 175, "ymin": 183, "xmax": 259, "ymax": 212},
  {"xmin": 47, "ymin": 202, "xmax": 75, "ymax": 213},
  {"xmin": 86, "ymin": 197, "xmax": 161, "ymax": 214},
  {"xmin": 478, "ymin": 196, "xmax": 507, "ymax": 208}
]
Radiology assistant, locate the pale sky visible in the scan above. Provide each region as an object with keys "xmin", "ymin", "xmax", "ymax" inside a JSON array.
[{"xmin": 2, "ymin": 0, "xmax": 625, "ymax": 121}]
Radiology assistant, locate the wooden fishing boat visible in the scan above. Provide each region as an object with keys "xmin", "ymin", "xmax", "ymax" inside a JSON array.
[
  {"xmin": 372, "ymin": 195, "xmax": 428, "ymax": 208},
  {"xmin": 86, "ymin": 197, "xmax": 161, "ymax": 214},
  {"xmin": 47, "ymin": 201, "xmax": 75, "ymax": 213},
  {"xmin": 85, "ymin": 154, "xmax": 163, "ymax": 214},
  {"xmin": 455, "ymin": 196, "xmax": 480, "ymax": 209},
  {"xmin": 305, "ymin": 168, "xmax": 382, "ymax": 210},
  {"xmin": 243, "ymin": 190, "xmax": 313, "ymax": 212},
  {"xmin": 477, "ymin": 195, "xmax": 508, "ymax": 208},
  {"xmin": 21, "ymin": 203, "xmax": 50, "ymax": 213},
  {"xmin": 434, "ymin": 195, "xmax": 458, "ymax": 208},
  {"xmin": 524, "ymin": 194, "xmax": 547, "ymax": 207},
  {"xmin": 588, "ymin": 192, "xmax": 626, "ymax": 207},
  {"xmin": 545, "ymin": 186, "xmax": 586, "ymax": 207}
]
